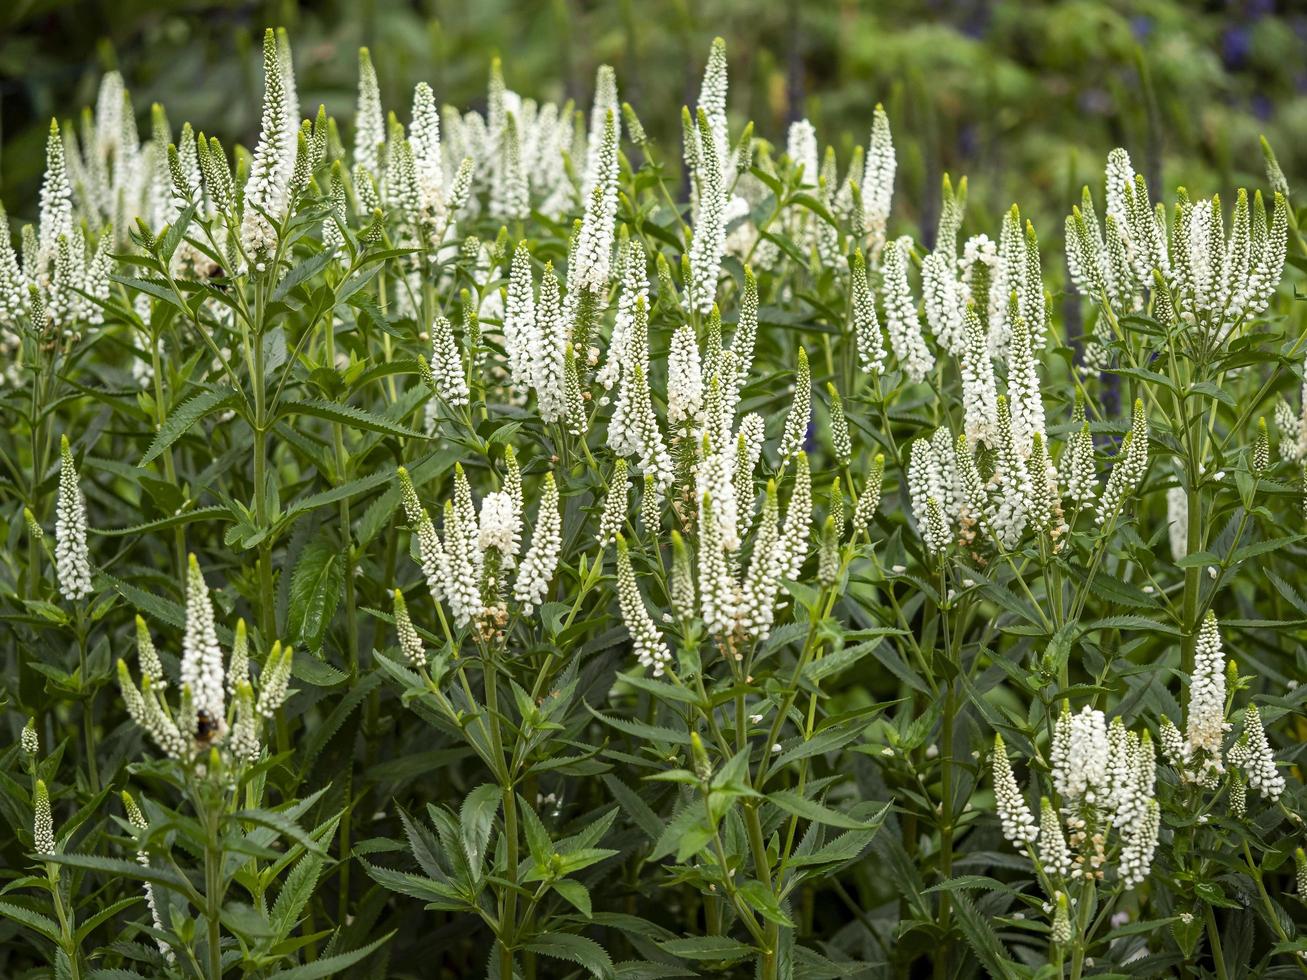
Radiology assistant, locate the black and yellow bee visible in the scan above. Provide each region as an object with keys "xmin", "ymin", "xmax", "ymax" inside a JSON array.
[{"xmin": 194, "ymin": 709, "xmax": 221, "ymax": 745}]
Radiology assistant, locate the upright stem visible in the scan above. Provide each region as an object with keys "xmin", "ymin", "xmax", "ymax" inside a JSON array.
[
  {"xmin": 48, "ymin": 868, "xmax": 81, "ymax": 980},
  {"xmin": 934, "ymin": 564, "xmax": 954, "ymax": 980},
  {"xmin": 204, "ymin": 809, "xmax": 224, "ymax": 979},
  {"xmin": 744, "ymin": 804, "xmax": 777, "ymax": 979},
  {"xmin": 484, "ymin": 650, "xmax": 518, "ymax": 978},
  {"xmin": 1204, "ymin": 906, "xmax": 1230, "ymax": 980},
  {"xmin": 152, "ymin": 328, "xmax": 187, "ymax": 577},
  {"xmin": 252, "ymin": 281, "xmax": 275, "ymax": 642},
  {"xmin": 77, "ymin": 610, "xmax": 99, "ymax": 793}
]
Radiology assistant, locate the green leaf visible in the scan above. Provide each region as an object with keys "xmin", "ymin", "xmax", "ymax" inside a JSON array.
[
  {"xmin": 737, "ymin": 879, "xmax": 794, "ymax": 927},
  {"xmin": 587, "ymin": 705, "xmax": 692, "ymax": 745},
  {"xmin": 553, "ymin": 879, "xmax": 593, "ymax": 918},
  {"xmin": 0, "ymin": 899, "xmax": 62, "ymax": 942},
  {"xmin": 521, "ymin": 932, "xmax": 615, "ymax": 979},
  {"xmin": 657, "ymin": 935, "xmax": 755, "ymax": 961},
  {"xmin": 94, "ymin": 505, "xmax": 230, "ymax": 537},
  {"xmin": 459, "ymin": 784, "xmax": 500, "ymax": 874},
  {"xmin": 286, "ymin": 537, "xmax": 344, "ymax": 652},
  {"xmin": 141, "ymin": 386, "xmax": 240, "ymax": 465},
  {"xmin": 278, "ymin": 398, "xmax": 428, "ymax": 439},
  {"xmin": 268, "ymin": 932, "xmax": 393, "ymax": 978},
  {"xmin": 270, "ymin": 852, "xmax": 324, "ymax": 943},
  {"xmin": 768, "ymin": 789, "xmax": 870, "ymax": 829},
  {"xmin": 951, "ymin": 892, "xmax": 1020, "ymax": 979}
]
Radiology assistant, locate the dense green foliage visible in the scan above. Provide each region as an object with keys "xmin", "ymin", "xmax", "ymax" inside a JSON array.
[{"xmin": 2, "ymin": 15, "xmax": 1307, "ymax": 980}]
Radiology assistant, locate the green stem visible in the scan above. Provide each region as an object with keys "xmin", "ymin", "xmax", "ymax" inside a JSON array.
[
  {"xmin": 1204, "ymin": 906, "xmax": 1230, "ymax": 980},
  {"xmin": 204, "ymin": 815, "xmax": 224, "ymax": 979},
  {"xmin": 743, "ymin": 803, "xmax": 777, "ymax": 979},
  {"xmin": 77, "ymin": 611, "xmax": 99, "ymax": 793},
  {"xmin": 484, "ymin": 650, "xmax": 518, "ymax": 978}
]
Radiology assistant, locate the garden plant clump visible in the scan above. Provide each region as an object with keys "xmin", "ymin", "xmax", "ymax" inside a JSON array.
[{"xmin": 3, "ymin": 26, "xmax": 1307, "ymax": 979}]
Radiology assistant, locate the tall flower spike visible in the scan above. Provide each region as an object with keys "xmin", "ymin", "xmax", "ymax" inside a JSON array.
[
  {"xmin": 598, "ymin": 239, "xmax": 648, "ymax": 391},
  {"xmin": 256, "ymin": 642, "xmax": 293, "ymax": 718},
  {"xmin": 993, "ymin": 735, "xmax": 1038, "ymax": 846},
  {"xmin": 598, "ymin": 459, "xmax": 630, "ymax": 547},
  {"xmin": 1230, "ymin": 704, "xmax": 1284, "ymax": 801},
  {"xmin": 780, "ymin": 346, "xmax": 811, "ymax": 460},
  {"xmin": 732, "ymin": 265, "xmax": 759, "ymax": 388},
  {"xmin": 55, "ymin": 435, "xmax": 93, "ymax": 601},
  {"xmin": 1062, "ymin": 417, "xmax": 1097, "ymax": 509},
  {"xmin": 514, "ymin": 473, "xmax": 562, "ymax": 614},
  {"xmin": 922, "ymin": 183, "xmax": 968, "ymax": 357},
  {"xmin": 398, "ymin": 466, "xmax": 448, "ymax": 604},
  {"xmin": 688, "ymin": 108, "xmax": 727, "ymax": 314},
  {"xmin": 532, "ymin": 263, "xmax": 567, "ymax": 422},
  {"xmin": 882, "ymin": 236, "xmax": 934, "ymax": 382},
  {"xmin": 33, "ymin": 779, "xmax": 55, "ymax": 856},
  {"xmin": 582, "ymin": 66, "xmax": 620, "ymax": 202},
  {"xmin": 393, "ymin": 589, "xmax": 426, "ymax": 667},
  {"xmin": 1191, "ymin": 614, "xmax": 1228, "ymax": 789},
  {"xmin": 732, "ymin": 414, "xmax": 766, "ymax": 531},
  {"xmin": 696, "ymin": 37, "xmax": 729, "ymax": 174},
  {"xmin": 862, "ymin": 104, "xmax": 895, "ymax": 259},
  {"xmin": 491, "ymin": 113, "xmax": 529, "ymax": 222},
  {"xmin": 227, "ymin": 618, "xmax": 249, "ymax": 696},
  {"xmin": 477, "ymin": 490, "xmax": 519, "ymax": 558},
  {"xmin": 615, "ymin": 534, "xmax": 671, "ymax": 676},
  {"xmin": 827, "ymin": 383, "xmax": 852, "ymax": 467},
  {"xmin": 38, "ymin": 119, "xmax": 73, "ymax": 271},
  {"xmin": 1051, "ymin": 893, "xmax": 1072, "ymax": 945},
  {"xmin": 181, "ymin": 554, "xmax": 225, "ymax": 725},
  {"xmin": 430, "ymin": 315, "xmax": 470, "ymax": 407},
  {"xmin": 1005, "ymin": 307, "xmax": 1045, "ymax": 456},
  {"xmin": 697, "ymin": 493, "xmax": 737, "ymax": 638},
  {"xmin": 1026, "ymin": 433, "xmax": 1061, "ymax": 536},
  {"xmin": 1037, "ymin": 797, "xmax": 1072, "ymax": 877},
  {"xmin": 852, "ymin": 454, "xmax": 885, "ymax": 537},
  {"xmin": 667, "ymin": 324, "xmax": 704, "ymax": 432},
  {"xmin": 242, "ymin": 29, "xmax": 292, "ymax": 263},
  {"xmin": 354, "ymin": 48, "xmax": 385, "ymax": 178},
  {"xmin": 1118, "ymin": 799, "xmax": 1160, "ymax": 888},
  {"xmin": 229, "ymin": 681, "xmax": 261, "ymax": 764},
  {"xmin": 779, "ymin": 451, "xmax": 812, "ymax": 580},
  {"xmin": 572, "ymin": 109, "xmax": 618, "ymax": 293},
  {"xmin": 410, "ymin": 82, "xmax": 444, "ymax": 228},
  {"xmin": 134, "ymin": 614, "xmax": 165, "ymax": 687},
  {"xmin": 736, "ymin": 480, "xmax": 785, "ymax": 641},
  {"xmin": 669, "ymin": 530, "xmax": 696, "ymax": 622},
  {"xmin": 959, "ymin": 304, "xmax": 999, "ymax": 447},
  {"xmin": 1096, "ymin": 399, "xmax": 1149, "ymax": 525}
]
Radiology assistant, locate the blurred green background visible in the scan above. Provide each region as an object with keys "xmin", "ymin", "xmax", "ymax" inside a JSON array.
[{"xmin": 2, "ymin": 0, "xmax": 1305, "ymax": 243}]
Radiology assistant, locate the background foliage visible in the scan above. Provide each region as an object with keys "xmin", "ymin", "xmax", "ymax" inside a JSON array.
[{"xmin": 5, "ymin": 0, "xmax": 1307, "ymax": 238}]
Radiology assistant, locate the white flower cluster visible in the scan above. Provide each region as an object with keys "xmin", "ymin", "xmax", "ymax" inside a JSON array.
[
  {"xmin": 55, "ymin": 434, "xmax": 93, "ymax": 601},
  {"xmin": 397, "ymin": 461, "xmax": 561, "ymax": 629},
  {"xmin": 117, "ymin": 554, "xmax": 292, "ymax": 767},
  {"xmin": 33, "ymin": 778, "xmax": 55, "ymax": 856},
  {"xmin": 1040, "ymin": 703, "xmax": 1159, "ymax": 889},
  {"xmin": 992, "ymin": 734, "xmax": 1038, "ymax": 846},
  {"xmin": 1067, "ymin": 147, "xmax": 1288, "ymax": 364},
  {"xmin": 615, "ymin": 535, "xmax": 671, "ymax": 676},
  {"xmin": 1157, "ymin": 614, "xmax": 1283, "ymax": 807}
]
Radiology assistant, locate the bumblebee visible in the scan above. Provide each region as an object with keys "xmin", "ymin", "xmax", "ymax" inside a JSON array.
[{"xmin": 194, "ymin": 709, "xmax": 221, "ymax": 745}]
